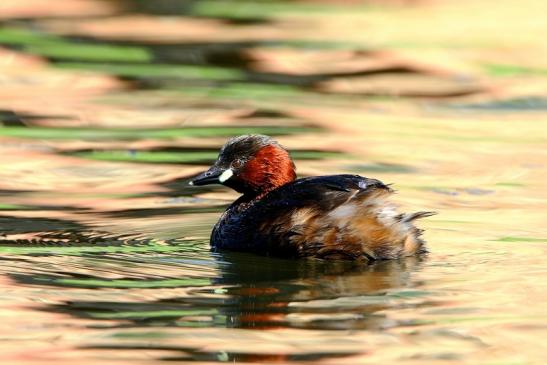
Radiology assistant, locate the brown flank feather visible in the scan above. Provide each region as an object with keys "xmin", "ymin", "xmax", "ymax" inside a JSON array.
[{"xmin": 261, "ymin": 186, "xmax": 433, "ymax": 260}]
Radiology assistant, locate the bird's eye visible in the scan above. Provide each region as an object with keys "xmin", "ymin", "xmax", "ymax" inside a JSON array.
[{"xmin": 231, "ymin": 159, "xmax": 244, "ymax": 169}]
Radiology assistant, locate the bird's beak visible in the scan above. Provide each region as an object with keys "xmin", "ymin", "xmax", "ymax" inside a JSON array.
[{"xmin": 189, "ymin": 166, "xmax": 233, "ymax": 186}]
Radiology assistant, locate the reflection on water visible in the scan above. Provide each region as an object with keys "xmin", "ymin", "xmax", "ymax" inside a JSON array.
[
  {"xmin": 4, "ymin": 244, "xmax": 429, "ymax": 362},
  {"xmin": 1, "ymin": 0, "xmax": 547, "ymax": 364}
]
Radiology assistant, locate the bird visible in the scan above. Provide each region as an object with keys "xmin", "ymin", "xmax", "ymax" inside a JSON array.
[{"xmin": 190, "ymin": 134, "xmax": 435, "ymax": 261}]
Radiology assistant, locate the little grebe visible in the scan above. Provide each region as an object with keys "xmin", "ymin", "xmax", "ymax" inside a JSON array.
[{"xmin": 190, "ymin": 135, "xmax": 434, "ymax": 261}]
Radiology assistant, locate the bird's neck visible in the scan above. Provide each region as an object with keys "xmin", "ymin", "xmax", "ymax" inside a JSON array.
[{"xmin": 238, "ymin": 145, "xmax": 296, "ymax": 199}]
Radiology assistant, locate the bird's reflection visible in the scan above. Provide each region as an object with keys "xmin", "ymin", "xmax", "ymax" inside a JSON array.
[
  {"xmin": 11, "ymin": 246, "xmax": 427, "ymax": 362},
  {"xmin": 14, "ymin": 250, "xmax": 426, "ymax": 330},
  {"xmin": 211, "ymin": 252, "xmax": 426, "ymax": 330}
]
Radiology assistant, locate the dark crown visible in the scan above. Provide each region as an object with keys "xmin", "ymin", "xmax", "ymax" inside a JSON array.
[{"xmin": 219, "ymin": 134, "xmax": 279, "ymax": 161}]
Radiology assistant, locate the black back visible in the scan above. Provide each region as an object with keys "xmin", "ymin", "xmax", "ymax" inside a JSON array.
[{"xmin": 211, "ymin": 174, "xmax": 390, "ymax": 257}]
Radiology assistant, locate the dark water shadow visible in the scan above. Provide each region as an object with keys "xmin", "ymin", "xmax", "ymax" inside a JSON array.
[
  {"xmin": 157, "ymin": 175, "xmax": 221, "ymax": 197},
  {"xmin": 0, "ymin": 189, "xmax": 34, "ymax": 197},
  {"xmin": 0, "ymin": 215, "xmax": 165, "ymax": 247},
  {"xmin": 445, "ymin": 96, "xmax": 547, "ymax": 112},
  {"xmin": 0, "ymin": 109, "xmax": 73, "ymax": 126},
  {"xmin": 99, "ymin": 205, "xmax": 224, "ymax": 219},
  {"xmin": 0, "ymin": 215, "xmax": 86, "ymax": 235},
  {"xmin": 122, "ymin": 0, "xmax": 273, "ymax": 25}
]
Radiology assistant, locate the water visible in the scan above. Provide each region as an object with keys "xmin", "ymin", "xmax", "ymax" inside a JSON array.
[{"xmin": 1, "ymin": 0, "xmax": 547, "ymax": 364}]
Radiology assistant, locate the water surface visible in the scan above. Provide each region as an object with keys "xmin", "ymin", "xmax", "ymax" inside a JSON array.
[{"xmin": 0, "ymin": 0, "xmax": 546, "ymax": 364}]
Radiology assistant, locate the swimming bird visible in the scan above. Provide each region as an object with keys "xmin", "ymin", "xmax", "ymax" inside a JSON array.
[{"xmin": 190, "ymin": 135, "xmax": 434, "ymax": 261}]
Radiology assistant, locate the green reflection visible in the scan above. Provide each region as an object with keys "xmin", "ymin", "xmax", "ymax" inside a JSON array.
[
  {"xmin": 0, "ymin": 28, "xmax": 151, "ymax": 62},
  {"xmin": 0, "ymin": 125, "xmax": 318, "ymax": 140},
  {"xmin": 0, "ymin": 27, "xmax": 63, "ymax": 45},
  {"xmin": 56, "ymin": 62, "xmax": 244, "ymax": 80},
  {"xmin": 0, "ymin": 244, "xmax": 204, "ymax": 255},
  {"xmin": 484, "ymin": 64, "xmax": 547, "ymax": 77},
  {"xmin": 25, "ymin": 43, "xmax": 151, "ymax": 62},
  {"xmin": 68, "ymin": 149, "xmax": 343, "ymax": 164},
  {"xmin": 55, "ymin": 277, "xmax": 211, "ymax": 288},
  {"xmin": 495, "ymin": 237, "xmax": 547, "ymax": 243},
  {"xmin": 0, "ymin": 204, "xmax": 29, "ymax": 210},
  {"xmin": 192, "ymin": 0, "xmax": 342, "ymax": 19}
]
